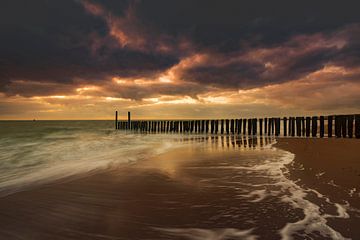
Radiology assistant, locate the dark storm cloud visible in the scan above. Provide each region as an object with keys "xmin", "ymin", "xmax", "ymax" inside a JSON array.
[
  {"xmin": 0, "ymin": 0, "xmax": 178, "ymax": 94},
  {"xmin": 1, "ymin": 0, "xmax": 360, "ymax": 99}
]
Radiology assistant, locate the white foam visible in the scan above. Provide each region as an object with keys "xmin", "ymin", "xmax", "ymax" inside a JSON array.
[{"xmin": 268, "ymin": 147, "xmax": 351, "ymax": 240}]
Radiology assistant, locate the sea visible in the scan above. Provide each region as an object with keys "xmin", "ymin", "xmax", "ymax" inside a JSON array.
[{"xmin": 0, "ymin": 120, "xmax": 355, "ymax": 239}]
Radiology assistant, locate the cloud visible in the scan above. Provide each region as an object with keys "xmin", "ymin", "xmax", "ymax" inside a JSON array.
[{"xmin": 1, "ymin": 0, "xmax": 360, "ymax": 119}]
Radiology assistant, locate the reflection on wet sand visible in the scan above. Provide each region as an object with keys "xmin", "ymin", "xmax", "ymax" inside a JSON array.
[{"xmin": 179, "ymin": 135, "xmax": 276, "ymax": 150}]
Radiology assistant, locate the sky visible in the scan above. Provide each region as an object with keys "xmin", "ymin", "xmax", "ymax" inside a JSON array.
[{"xmin": 1, "ymin": 0, "xmax": 360, "ymax": 120}]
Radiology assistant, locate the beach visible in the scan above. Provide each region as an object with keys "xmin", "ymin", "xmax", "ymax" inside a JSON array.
[
  {"xmin": 276, "ymin": 138, "xmax": 360, "ymax": 238},
  {"xmin": 0, "ymin": 127, "xmax": 359, "ymax": 239}
]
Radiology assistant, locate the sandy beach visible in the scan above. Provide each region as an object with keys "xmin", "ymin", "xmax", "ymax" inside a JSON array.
[
  {"xmin": 276, "ymin": 138, "xmax": 360, "ymax": 238},
  {"xmin": 0, "ymin": 137, "xmax": 359, "ymax": 239}
]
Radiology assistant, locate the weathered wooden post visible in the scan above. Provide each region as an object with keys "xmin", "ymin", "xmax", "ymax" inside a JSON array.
[
  {"xmin": 271, "ymin": 118, "xmax": 275, "ymax": 135},
  {"xmin": 231, "ymin": 119, "xmax": 235, "ymax": 134},
  {"xmin": 243, "ymin": 119, "xmax": 247, "ymax": 135},
  {"xmin": 348, "ymin": 115, "xmax": 354, "ymax": 138},
  {"xmin": 320, "ymin": 116, "xmax": 325, "ymax": 138},
  {"xmin": 115, "ymin": 111, "xmax": 118, "ymax": 129},
  {"xmin": 291, "ymin": 118, "xmax": 295, "ymax": 137},
  {"xmin": 235, "ymin": 119, "xmax": 238, "ymax": 134},
  {"xmin": 296, "ymin": 117, "xmax": 301, "ymax": 136},
  {"xmin": 253, "ymin": 118, "xmax": 257, "ymax": 136},
  {"xmin": 221, "ymin": 120, "xmax": 224, "ymax": 134},
  {"xmin": 355, "ymin": 115, "xmax": 360, "ymax": 138},
  {"xmin": 215, "ymin": 120, "xmax": 219, "ymax": 134},
  {"xmin": 259, "ymin": 118, "xmax": 263, "ymax": 136},
  {"xmin": 312, "ymin": 116, "xmax": 318, "ymax": 137},
  {"xmin": 283, "ymin": 117, "xmax": 287, "ymax": 136},
  {"xmin": 341, "ymin": 116, "xmax": 347, "ymax": 138},
  {"xmin": 239, "ymin": 119, "xmax": 242, "ymax": 134},
  {"xmin": 288, "ymin": 117, "xmax": 292, "ymax": 136},
  {"xmin": 248, "ymin": 118, "xmax": 252, "ymax": 136},
  {"xmin": 127, "ymin": 111, "xmax": 131, "ymax": 130},
  {"xmin": 328, "ymin": 116, "xmax": 333, "ymax": 137},
  {"xmin": 261, "ymin": 118, "xmax": 266, "ymax": 134},
  {"xmin": 226, "ymin": 119, "xmax": 230, "ymax": 134},
  {"xmin": 276, "ymin": 118, "xmax": 281, "ymax": 136},
  {"xmin": 301, "ymin": 117, "xmax": 305, "ymax": 136},
  {"xmin": 306, "ymin": 117, "xmax": 311, "ymax": 137},
  {"xmin": 335, "ymin": 116, "xmax": 341, "ymax": 137}
]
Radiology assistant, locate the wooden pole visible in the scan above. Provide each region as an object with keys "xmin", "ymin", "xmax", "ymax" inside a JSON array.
[
  {"xmin": 312, "ymin": 116, "xmax": 318, "ymax": 137},
  {"xmin": 239, "ymin": 119, "xmax": 242, "ymax": 134},
  {"xmin": 283, "ymin": 117, "xmax": 287, "ymax": 136},
  {"xmin": 252, "ymin": 118, "xmax": 257, "ymax": 136},
  {"xmin": 243, "ymin": 119, "xmax": 247, "ymax": 135},
  {"xmin": 276, "ymin": 118, "xmax": 281, "ymax": 136},
  {"xmin": 127, "ymin": 112, "xmax": 131, "ymax": 130},
  {"xmin": 259, "ymin": 118, "xmax": 263, "ymax": 136},
  {"xmin": 296, "ymin": 117, "xmax": 301, "ymax": 136},
  {"xmin": 335, "ymin": 116, "xmax": 341, "ymax": 137},
  {"xmin": 226, "ymin": 119, "xmax": 230, "ymax": 134},
  {"xmin": 355, "ymin": 114, "xmax": 360, "ymax": 138},
  {"xmin": 301, "ymin": 117, "xmax": 305, "ymax": 136},
  {"xmin": 348, "ymin": 115, "xmax": 354, "ymax": 138},
  {"xmin": 248, "ymin": 118, "xmax": 252, "ymax": 136},
  {"xmin": 306, "ymin": 117, "xmax": 311, "ymax": 137},
  {"xmin": 341, "ymin": 116, "xmax": 347, "ymax": 138},
  {"xmin": 115, "ymin": 111, "xmax": 118, "ymax": 129},
  {"xmin": 221, "ymin": 120, "xmax": 224, "ymax": 134},
  {"xmin": 264, "ymin": 118, "xmax": 268, "ymax": 134},
  {"xmin": 328, "ymin": 116, "xmax": 333, "ymax": 137},
  {"xmin": 320, "ymin": 116, "xmax": 324, "ymax": 138}
]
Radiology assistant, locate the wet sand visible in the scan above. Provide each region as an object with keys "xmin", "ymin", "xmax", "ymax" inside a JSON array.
[
  {"xmin": 276, "ymin": 138, "xmax": 360, "ymax": 238},
  {"xmin": 0, "ymin": 137, "xmax": 359, "ymax": 239}
]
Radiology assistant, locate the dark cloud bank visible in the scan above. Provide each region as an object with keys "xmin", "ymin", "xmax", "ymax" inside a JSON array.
[{"xmin": 1, "ymin": 0, "xmax": 360, "ymax": 99}]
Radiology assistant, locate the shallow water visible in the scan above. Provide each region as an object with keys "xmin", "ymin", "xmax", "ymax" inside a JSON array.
[{"xmin": 0, "ymin": 121, "xmax": 355, "ymax": 239}]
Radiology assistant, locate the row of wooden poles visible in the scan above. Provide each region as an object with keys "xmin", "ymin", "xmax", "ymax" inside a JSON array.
[{"xmin": 115, "ymin": 112, "xmax": 360, "ymax": 138}]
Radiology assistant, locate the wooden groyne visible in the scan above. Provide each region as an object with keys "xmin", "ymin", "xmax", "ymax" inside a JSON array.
[{"xmin": 115, "ymin": 112, "xmax": 360, "ymax": 138}]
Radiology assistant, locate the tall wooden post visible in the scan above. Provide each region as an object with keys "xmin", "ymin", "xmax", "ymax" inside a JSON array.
[
  {"xmin": 348, "ymin": 115, "xmax": 354, "ymax": 138},
  {"xmin": 312, "ymin": 116, "xmax": 318, "ymax": 137},
  {"xmin": 243, "ymin": 119, "xmax": 247, "ymax": 135},
  {"xmin": 127, "ymin": 112, "xmax": 131, "ymax": 130},
  {"xmin": 253, "ymin": 118, "xmax": 257, "ymax": 136},
  {"xmin": 335, "ymin": 116, "xmax": 340, "ymax": 137},
  {"xmin": 226, "ymin": 119, "xmax": 230, "ymax": 134},
  {"xmin": 301, "ymin": 117, "xmax": 305, "ymax": 136},
  {"xmin": 306, "ymin": 117, "xmax": 311, "ymax": 137},
  {"xmin": 341, "ymin": 116, "xmax": 347, "ymax": 138},
  {"xmin": 283, "ymin": 117, "xmax": 287, "ymax": 136},
  {"xmin": 248, "ymin": 118, "xmax": 252, "ymax": 136},
  {"xmin": 355, "ymin": 115, "xmax": 360, "ymax": 138},
  {"xmin": 231, "ymin": 119, "xmax": 235, "ymax": 134},
  {"xmin": 296, "ymin": 117, "xmax": 301, "ymax": 136},
  {"xmin": 276, "ymin": 118, "xmax": 281, "ymax": 136},
  {"xmin": 221, "ymin": 120, "xmax": 224, "ymax": 134},
  {"xmin": 328, "ymin": 116, "xmax": 333, "ymax": 137},
  {"xmin": 239, "ymin": 119, "xmax": 242, "ymax": 134},
  {"xmin": 320, "ymin": 116, "xmax": 324, "ymax": 138},
  {"xmin": 259, "ymin": 118, "xmax": 263, "ymax": 136},
  {"xmin": 115, "ymin": 111, "xmax": 118, "ymax": 129},
  {"xmin": 264, "ymin": 118, "xmax": 268, "ymax": 134}
]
